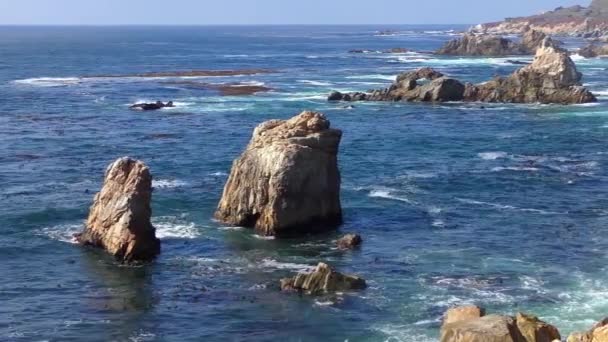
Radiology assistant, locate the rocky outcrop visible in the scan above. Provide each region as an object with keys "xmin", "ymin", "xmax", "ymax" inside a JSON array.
[
  {"xmin": 214, "ymin": 111, "xmax": 343, "ymax": 237},
  {"xmin": 76, "ymin": 157, "xmax": 160, "ymax": 262},
  {"xmin": 579, "ymin": 43, "xmax": 608, "ymax": 57},
  {"xmin": 441, "ymin": 307, "xmax": 561, "ymax": 342},
  {"xmin": 130, "ymin": 101, "xmax": 174, "ymax": 111},
  {"xmin": 280, "ymin": 262, "xmax": 366, "ymax": 295},
  {"xmin": 476, "ymin": 1, "xmax": 608, "ymax": 37},
  {"xmin": 436, "ymin": 29, "xmax": 550, "ymax": 56},
  {"xmin": 336, "ymin": 234, "xmax": 362, "ymax": 250},
  {"xmin": 330, "ymin": 39, "xmax": 596, "ymax": 105},
  {"xmin": 464, "ymin": 39, "xmax": 596, "ymax": 104},
  {"xmin": 328, "ymin": 67, "xmax": 465, "ymax": 103},
  {"xmin": 568, "ymin": 318, "xmax": 608, "ymax": 341}
]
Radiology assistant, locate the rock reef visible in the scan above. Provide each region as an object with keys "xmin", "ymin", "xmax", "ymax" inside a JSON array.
[
  {"xmin": 280, "ymin": 262, "xmax": 366, "ymax": 295},
  {"xmin": 130, "ymin": 101, "xmax": 174, "ymax": 111},
  {"xmin": 579, "ymin": 43, "xmax": 608, "ymax": 57},
  {"xmin": 214, "ymin": 111, "xmax": 343, "ymax": 237},
  {"xmin": 163, "ymin": 81, "xmax": 272, "ymax": 96},
  {"xmin": 436, "ymin": 29, "xmax": 549, "ymax": 56},
  {"xmin": 76, "ymin": 157, "xmax": 160, "ymax": 262},
  {"xmin": 441, "ymin": 306, "xmax": 561, "ymax": 342},
  {"xmin": 329, "ymin": 39, "xmax": 596, "ymax": 105},
  {"xmin": 336, "ymin": 233, "xmax": 362, "ymax": 250}
]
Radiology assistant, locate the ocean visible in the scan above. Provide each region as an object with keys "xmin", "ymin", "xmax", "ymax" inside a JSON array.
[{"xmin": 1, "ymin": 25, "xmax": 608, "ymax": 341}]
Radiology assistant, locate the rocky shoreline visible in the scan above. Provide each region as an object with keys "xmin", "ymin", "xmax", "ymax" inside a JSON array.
[{"xmin": 329, "ymin": 38, "xmax": 597, "ymax": 105}]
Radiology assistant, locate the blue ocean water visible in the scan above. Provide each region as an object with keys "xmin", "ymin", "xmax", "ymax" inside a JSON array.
[{"xmin": 1, "ymin": 25, "xmax": 608, "ymax": 341}]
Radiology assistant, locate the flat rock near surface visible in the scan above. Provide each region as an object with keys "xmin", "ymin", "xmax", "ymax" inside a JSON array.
[
  {"xmin": 214, "ymin": 111, "xmax": 343, "ymax": 237},
  {"xmin": 280, "ymin": 262, "xmax": 367, "ymax": 295}
]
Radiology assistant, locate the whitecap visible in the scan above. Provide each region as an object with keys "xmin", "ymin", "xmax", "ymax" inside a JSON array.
[
  {"xmin": 13, "ymin": 77, "xmax": 81, "ymax": 87},
  {"xmin": 253, "ymin": 235, "xmax": 276, "ymax": 240},
  {"xmin": 36, "ymin": 223, "xmax": 82, "ymax": 244},
  {"xmin": 152, "ymin": 217, "xmax": 200, "ymax": 239},
  {"xmin": 152, "ymin": 179, "xmax": 188, "ymax": 189},
  {"xmin": 570, "ymin": 53, "xmax": 586, "ymax": 61},
  {"xmin": 218, "ymin": 226, "xmax": 245, "ymax": 231},
  {"xmin": 456, "ymin": 198, "xmax": 561, "ymax": 215},
  {"xmin": 258, "ymin": 258, "xmax": 314, "ymax": 272},
  {"xmin": 209, "ymin": 171, "xmax": 228, "ymax": 176},
  {"xmin": 491, "ymin": 166, "xmax": 540, "ymax": 172},
  {"xmin": 478, "ymin": 151, "xmax": 509, "ymax": 160},
  {"xmin": 368, "ymin": 189, "xmax": 413, "ymax": 204},
  {"xmin": 297, "ymin": 80, "xmax": 333, "ymax": 86}
]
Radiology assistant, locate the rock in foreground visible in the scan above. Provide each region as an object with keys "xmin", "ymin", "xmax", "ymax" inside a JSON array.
[
  {"xmin": 441, "ymin": 307, "xmax": 560, "ymax": 342},
  {"xmin": 330, "ymin": 39, "xmax": 596, "ymax": 105},
  {"xmin": 214, "ymin": 111, "xmax": 343, "ymax": 236},
  {"xmin": 76, "ymin": 157, "xmax": 160, "ymax": 262},
  {"xmin": 280, "ymin": 262, "xmax": 366, "ymax": 295},
  {"xmin": 568, "ymin": 318, "xmax": 608, "ymax": 342}
]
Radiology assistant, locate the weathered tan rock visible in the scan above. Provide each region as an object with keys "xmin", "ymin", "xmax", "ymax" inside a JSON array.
[
  {"xmin": 444, "ymin": 306, "xmax": 486, "ymax": 325},
  {"xmin": 436, "ymin": 33, "xmax": 522, "ymax": 56},
  {"xmin": 280, "ymin": 262, "xmax": 366, "ymax": 295},
  {"xmin": 214, "ymin": 111, "xmax": 343, "ymax": 236},
  {"xmin": 441, "ymin": 314, "xmax": 519, "ymax": 342},
  {"xmin": 336, "ymin": 233, "xmax": 362, "ymax": 250},
  {"xmin": 568, "ymin": 318, "xmax": 608, "ymax": 342},
  {"xmin": 76, "ymin": 157, "xmax": 160, "ymax": 262},
  {"xmin": 464, "ymin": 38, "xmax": 597, "ymax": 104},
  {"xmin": 516, "ymin": 313, "xmax": 561, "ymax": 342},
  {"xmin": 579, "ymin": 44, "xmax": 608, "ymax": 58},
  {"xmin": 441, "ymin": 308, "xmax": 561, "ymax": 342}
]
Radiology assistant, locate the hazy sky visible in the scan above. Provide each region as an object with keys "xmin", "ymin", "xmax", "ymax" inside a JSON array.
[{"xmin": 0, "ymin": 0, "xmax": 589, "ymax": 25}]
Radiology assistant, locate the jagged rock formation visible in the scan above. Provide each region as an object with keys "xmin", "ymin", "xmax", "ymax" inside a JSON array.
[
  {"xmin": 76, "ymin": 157, "xmax": 160, "ymax": 262},
  {"xmin": 568, "ymin": 318, "xmax": 608, "ymax": 341},
  {"xmin": 441, "ymin": 307, "xmax": 561, "ymax": 342},
  {"xmin": 579, "ymin": 43, "xmax": 608, "ymax": 57},
  {"xmin": 336, "ymin": 233, "xmax": 362, "ymax": 250},
  {"xmin": 436, "ymin": 29, "xmax": 549, "ymax": 56},
  {"xmin": 328, "ymin": 67, "xmax": 465, "ymax": 103},
  {"xmin": 464, "ymin": 39, "xmax": 596, "ymax": 104},
  {"xmin": 477, "ymin": 0, "xmax": 608, "ymax": 37},
  {"xmin": 329, "ymin": 39, "xmax": 596, "ymax": 105},
  {"xmin": 280, "ymin": 262, "xmax": 366, "ymax": 295},
  {"xmin": 214, "ymin": 111, "xmax": 343, "ymax": 237}
]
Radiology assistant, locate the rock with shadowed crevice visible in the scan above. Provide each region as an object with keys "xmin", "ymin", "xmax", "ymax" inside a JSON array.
[
  {"xmin": 76, "ymin": 157, "xmax": 160, "ymax": 262},
  {"xmin": 214, "ymin": 111, "xmax": 343, "ymax": 237},
  {"xmin": 280, "ymin": 262, "xmax": 366, "ymax": 295}
]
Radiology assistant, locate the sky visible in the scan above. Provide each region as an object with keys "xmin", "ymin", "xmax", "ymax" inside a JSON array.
[{"xmin": 0, "ymin": 0, "xmax": 589, "ymax": 25}]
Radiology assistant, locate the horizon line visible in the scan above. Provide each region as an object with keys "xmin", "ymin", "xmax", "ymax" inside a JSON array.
[{"xmin": 0, "ymin": 23, "xmax": 475, "ymax": 27}]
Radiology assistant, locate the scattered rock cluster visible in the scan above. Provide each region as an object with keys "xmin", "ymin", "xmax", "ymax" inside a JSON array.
[{"xmin": 329, "ymin": 39, "xmax": 596, "ymax": 105}]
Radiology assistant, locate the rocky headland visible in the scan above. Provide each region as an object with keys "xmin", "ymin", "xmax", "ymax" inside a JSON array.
[
  {"xmin": 329, "ymin": 39, "xmax": 596, "ymax": 105},
  {"xmin": 214, "ymin": 111, "xmax": 343, "ymax": 237},
  {"xmin": 75, "ymin": 157, "xmax": 160, "ymax": 262},
  {"xmin": 476, "ymin": 0, "xmax": 608, "ymax": 38}
]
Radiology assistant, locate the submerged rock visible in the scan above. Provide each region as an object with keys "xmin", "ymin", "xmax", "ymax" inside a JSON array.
[
  {"xmin": 330, "ymin": 39, "xmax": 595, "ymax": 105},
  {"xmin": 130, "ymin": 101, "xmax": 174, "ymax": 111},
  {"xmin": 280, "ymin": 262, "xmax": 366, "ymax": 295},
  {"xmin": 214, "ymin": 111, "xmax": 343, "ymax": 237},
  {"xmin": 336, "ymin": 233, "xmax": 362, "ymax": 250},
  {"xmin": 76, "ymin": 157, "xmax": 160, "ymax": 262},
  {"xmin": 440, "ymin": 307, "xmax": 560, "ymax": 342}
]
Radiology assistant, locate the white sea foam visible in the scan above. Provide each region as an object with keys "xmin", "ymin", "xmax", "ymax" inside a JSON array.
[
  {"xmin": 491, "ymin": 166, "xmax": 540, "ymax": 172},
  {"xmin": 152, "ymin": 217, "xmax": 200, "ymax": 239},
  {"xmin": 369, "ymin": 189, "xmax": 413, "ymax": 204},
  {"xmin": 372, "ymin": 324, "xmax": 435, "ymax": 342},
  {"xmin": 297, "ymin": 80, "xmax": 333, "ymax": 86},
  {"xmin": 152, "ymin": 179, "xmax": 188, "ymax": 189},
  {"xmin": 209, "ymin": 171, "xmax": 228, "ymax": 177},
  {"xmin": 478, "ymin": 151, "xmax": 509, "ymax": 160},
  {"xmin": 259, "ymin": 258, "xmax": 314, "ymax": 272},
  {"xmin": 37, "ymin": 223, "xmax": 82, "ymax": 244},
  {"xmin": 253, "ymin": 235, "xmax": 276, "ymax": 240},
  {"xmin": 345, "ymin": 74, "xmax": 396, "ymax": 81},
  {"xmin": 456, "ymin": 198, "xmax": 560, "ymax": 215},
  {"xmin": 570, "ymin": 53, "xmax": 586, "ymax": 61},
  {"xmin": 218, "ymin": 226, "xmax": 245, "ymax": 231},
  {"xmin": 14, "ymin": 77, "xmax": 81, "ymax": 87}
]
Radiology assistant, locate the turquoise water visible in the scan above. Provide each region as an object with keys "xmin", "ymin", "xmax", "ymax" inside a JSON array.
[{"xmin": 1, "ymin": 25, "xmax": 608, "ymax": 341}]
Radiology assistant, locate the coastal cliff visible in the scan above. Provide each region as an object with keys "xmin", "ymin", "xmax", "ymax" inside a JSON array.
[{"xmin": 477, "ymin": 0, "xmax": 608, "ymax": 37}]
